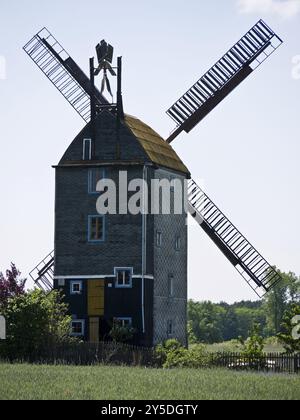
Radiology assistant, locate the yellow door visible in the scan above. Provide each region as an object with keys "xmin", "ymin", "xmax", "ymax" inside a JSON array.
[
  {"xmin": 89, "ymin": 317, "xmax": 100, "ymax": 343},
  {"xmin": 88, "ymin": 280, "xmax": 105, "ymax": 316}
]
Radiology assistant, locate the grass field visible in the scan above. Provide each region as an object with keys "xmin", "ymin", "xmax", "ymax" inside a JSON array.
[
  {"xmin": 0, "ymin": 363, "xmax": 299, "ymax": 400},
  {"xmin": 202, "ymin": 339, "xmax": 285, "ymax": 354}
]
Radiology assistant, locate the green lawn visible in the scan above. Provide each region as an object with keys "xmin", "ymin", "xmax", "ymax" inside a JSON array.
[{"xmin": 0, "ymin": 363, "xmax": 299, "ymax": 400}]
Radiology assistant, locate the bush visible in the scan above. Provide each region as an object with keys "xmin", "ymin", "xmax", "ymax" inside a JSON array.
[
  {"xmin": 0, "ymin": 289, "xmax": 76, "ymax": 361},
  {"xmin": 109, "ymin": 320, "xmax": 136, "ymax": 344},
  {"xmin": 155, "ymin": 339, "xmax": 212, "ymax": 369}
]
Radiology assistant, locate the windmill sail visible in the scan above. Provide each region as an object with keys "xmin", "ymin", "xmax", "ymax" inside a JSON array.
[
  {"xmin": 29, "ymin": 251, "xmax": 54, "ymax": 292},
  {"xmin": 188, "ymin": 180, "xmax": 281, "ymax": 297},
  {"xmin": 167, "ymin": 20, "xmax": 283, "ymax": 143},
  {"xmin": 23, "ymin": 28, "xmax": 109, "ymax": 123}
]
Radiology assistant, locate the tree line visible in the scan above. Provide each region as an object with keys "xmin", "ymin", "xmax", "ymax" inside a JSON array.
[{"xmin": 188, "ymin": 270, "xmax": 300, "ymax": 344}]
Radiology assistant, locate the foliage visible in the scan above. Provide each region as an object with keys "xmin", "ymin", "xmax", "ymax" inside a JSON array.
[
  {"xmin": 0, "ymin": 263, "xmax": 26, "ymax": 309},
  {"xmin": 188, "ymin": 270, "xmax": 300, "ymax": 344},
  {"xmin": 239, "ymin": 324, "xmax": 264, "ymax": 359},
  {"xmin": 263, "ymin": 269, "xmax": 300, "ymax": 335},
  {"xmin": 277, "ymin": 303, "xmax": 300, "ymax": 353},
  {"xmin": 155, "ymin": 339, "xmax": 211, "ymax": 369},
  {"xmin": 188, "ymin": 300, "xmax": 226, "ymax": 344},
  {"xmin": 109, "ymin": 319, "xmax": 135, "ymax": 343},
  {"xmin": 0, "ymin": 289, "xmax": 75, "ymax": 360},
  {"xmin": 188, "ymin": 300, "xmax": 266, "ymax": 344}
]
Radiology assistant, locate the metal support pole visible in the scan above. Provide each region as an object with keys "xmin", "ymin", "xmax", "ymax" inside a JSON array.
[{"xmin": 90, "ymin": 57, "xmax": 96, "ymax": 159}]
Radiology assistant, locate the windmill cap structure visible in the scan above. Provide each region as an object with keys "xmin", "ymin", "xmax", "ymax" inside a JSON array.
[{"xmin": 57, "ymin": 111, "xmax": 190, "ymax": 176}]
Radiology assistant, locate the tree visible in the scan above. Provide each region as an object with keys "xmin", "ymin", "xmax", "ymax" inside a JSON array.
[
  {"xmin": 277, "ymin": 303, "xmax": 300, "ymax": 353},
  {"xmin": 188, "ymin": 301, "xmax": 225, "ymax": 344},
  {"xmin": 263, "ymin": 270, "xmax": 300, "ymax": 335},
  {"xmin": 0, "ymin": 263, "xmax": 26, "ymax": 309},
  {"xmin": 0, "ymin": 289, "xmax": 74, "ymax": 360},
  {"xmin": 240, "ymin": 323, "xmax": 264, "ymax": 358}
]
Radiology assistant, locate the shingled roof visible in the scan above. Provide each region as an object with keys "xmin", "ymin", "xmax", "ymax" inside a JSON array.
[
  {"xmin": 57, "ymin": 111, "xmax": 190, "ymax": 176},
  {"xmin": 124, "ymin": 115, "xmax": 189, "ymax": 175}
]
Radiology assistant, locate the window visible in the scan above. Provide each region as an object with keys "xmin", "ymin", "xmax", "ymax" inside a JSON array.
[
  {"xmin": 88, "ymin": 168, "xmax": 105, "ymax": 194},
  {"xmin": 83, "ymin": 138, "xmax": 92, "ymax": 160},
  {"xmin": 167, "ymin": 320, "xmax": 174, "ymax": 336},
  {"xmin": 88, "ymin": 215, "xmax": 105, "ymax": 242},
  {"xmin": 116, "ymin": 318, "xmax": 132, "ymax": 328},
  {"xmin": 115, "ymin": 268, "xmax": 133, "ymax": 288},
  {"xmin": 70, "ymin": 281, "xmax": 83, "ymax": 295},
  {"xmin": 156, "ymin": 231, "xmax": 162, "ymax": 247},
  {"xmin": 168, "ymin": 274, "xmax": 174, "ymax": 298},
  {"xmin": 71, "ymin": 320, "xmax": 85, "ymax": 336},
  {"xmin": 175, "ymin": 236, "xmax": 181, "ymax": 251}
]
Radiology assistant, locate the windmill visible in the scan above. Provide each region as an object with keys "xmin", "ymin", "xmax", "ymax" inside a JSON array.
[{"xmin": 25, "ymin": 21, "xmax": 283, "ymax": 345}]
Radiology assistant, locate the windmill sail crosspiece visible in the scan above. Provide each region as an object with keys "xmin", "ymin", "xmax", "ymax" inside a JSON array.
[
  {"xmin": 25, "ymin": 22, "xmax": 283, "ymax": 298},
  {"xmin": 166, "ymin": 20, "xmax": 283, "ymax": 143}
]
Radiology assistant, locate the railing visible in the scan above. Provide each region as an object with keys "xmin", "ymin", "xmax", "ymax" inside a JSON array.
[
  {"xmin": 2, "ymin": 340, "xmax": 299, "ymax": 373},
  {"xmin": 211, "ymin": 352, "xmax": 300, "ymax": 374}
]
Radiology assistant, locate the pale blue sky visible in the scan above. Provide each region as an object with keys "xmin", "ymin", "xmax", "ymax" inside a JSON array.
[{"xmin": 0, "ymin": 0, "xmax": 299, "ymax": 303}]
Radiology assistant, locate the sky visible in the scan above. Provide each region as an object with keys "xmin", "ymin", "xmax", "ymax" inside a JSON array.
[{"xmin": 0, "ymin": 0, "xmax": 299, "ymax": 303}]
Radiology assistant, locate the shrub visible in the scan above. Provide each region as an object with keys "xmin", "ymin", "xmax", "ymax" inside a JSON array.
[
  {"xmin": 109, "ymin": 320, "xmax": 136, "ymax": 344},
  {"xmin": 0, "ymin": 289, "xmax": 75, "ymax": 361},
  {"xmin": 155, "ymin": 339, "xmax": 212, "ymax": 369}
]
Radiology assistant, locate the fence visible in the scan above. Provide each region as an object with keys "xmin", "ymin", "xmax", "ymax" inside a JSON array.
[
  {"xmin": 1, "ymin": 341, "xmax": 299, "ymax": 373},
  {"xmin": 1, "ymin": 342, "xmax": 155, "ymax": 367},
  {"xmin": 211, "ymin": 352, "xmax": 300, "ymax": 374}
]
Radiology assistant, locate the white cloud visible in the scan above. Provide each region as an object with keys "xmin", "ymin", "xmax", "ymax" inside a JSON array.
[{"xmin": 237, "ymin": 0, "xmax": 300, "ymax": 19}]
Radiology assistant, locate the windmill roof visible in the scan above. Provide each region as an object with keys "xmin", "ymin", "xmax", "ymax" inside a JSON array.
[
  {"xmin": 57, "ymin": 111, "xmax": 190, "ymax": 176},
  {"xmin": 124, "ymin": 115, "xmax": 190, "ymax": 175}
]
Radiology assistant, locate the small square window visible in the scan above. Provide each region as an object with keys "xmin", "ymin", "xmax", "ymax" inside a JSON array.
[
  {"xmin": 115, "ymin": 268, "xmax": 133, "ymax": 288},
  {"xmin": 88, "ymin": 216, "xmax": 105, "ymax": 242},
  {"xmin": 175, "ymin": 236, "xmax": 181, "ymax": 251},
  {"xmin": 70, "ymin": 281, "xmax": 83, "ymax": 295},
  {"xmin": 71, "ymin": 320, "xmax": 85, "ymax": 336},
  {"xmin": 156, "ymin": 231, "xmax": 162, "ymax": 247},
  {"xmin": 88, "ymin": 168, "xmax": 105, "ymax": 194},
  {"xmin": 168, "ymin": 274, "xmax": 174, "ymax": 298}
]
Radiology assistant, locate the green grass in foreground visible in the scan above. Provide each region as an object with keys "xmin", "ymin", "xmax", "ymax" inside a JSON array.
[{"xmin": 0, "ymin": 364, "xmax": 299, "ymax": 400}]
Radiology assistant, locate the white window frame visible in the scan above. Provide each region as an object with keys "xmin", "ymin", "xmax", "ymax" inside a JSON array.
[
  {"xmin": 114, "ymin": 268, "xmax": 133, "ymax": 289},
  {"xmin": 82, "ymin": 138, "xmax": 92, "ymax": 160},
  {"xmin": 71, "ymin": 320, "xmax": 85, "ymax": 337},
  {"xmin": 116, "ymin": 318, "xmax": 133, "ymax": 328},
  {"xmin": 70, "ymin": 280, "xmax": 83, "ymax": 295}
]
